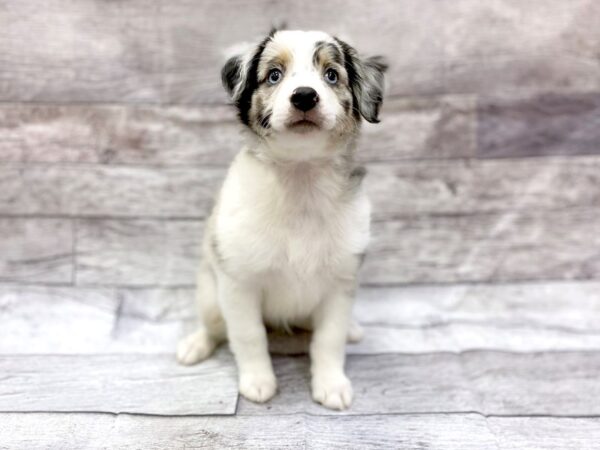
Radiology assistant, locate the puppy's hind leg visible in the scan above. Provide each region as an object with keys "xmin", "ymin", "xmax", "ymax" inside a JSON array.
[{"xmin": 177, "ymin": 263, "xmax": 226, "ymax": 365}]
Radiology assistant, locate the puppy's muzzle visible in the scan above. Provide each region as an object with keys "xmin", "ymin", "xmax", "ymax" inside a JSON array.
[{"xmin": 291, "ymin": 87, "xmax": 319, "ymax": 112}]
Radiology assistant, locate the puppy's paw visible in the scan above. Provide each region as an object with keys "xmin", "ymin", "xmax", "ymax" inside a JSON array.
[
  {"xmin": 239, "ymin": 371, "xmax": 277, "ymax": 403},
  {"xmin": 312, "ymin": 372, "xmax": 353, "ymax": 410},
  {"xmin": 176, "ymin": 330, "xmax": 215, "ymax": 366}
]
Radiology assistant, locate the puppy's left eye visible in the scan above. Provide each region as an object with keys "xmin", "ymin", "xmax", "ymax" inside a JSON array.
[
  {"xmin": 267, "ymin": 69, "xmax": 283, "ymax": 85},
  {"xmin": 324, "ymin": 69, "xmax": 338, "ymax": 85}
]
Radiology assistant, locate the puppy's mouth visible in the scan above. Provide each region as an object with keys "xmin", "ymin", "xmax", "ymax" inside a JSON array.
[{"xmin": 286, "ymin": 115, "xmax": 322, "ymax": 133}]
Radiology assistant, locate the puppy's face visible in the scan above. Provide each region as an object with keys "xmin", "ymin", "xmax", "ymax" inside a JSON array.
[{"xmin": 222, "ymin": 30, "xmax": 387, "ymax": 159}]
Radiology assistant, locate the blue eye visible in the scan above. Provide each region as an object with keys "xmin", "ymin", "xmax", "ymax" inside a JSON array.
[
  {"xmin": 324, "ymin": 68, "xmax": 338, "ymax": 85},
  {"xmin": 267, "ymin": 69, "xmax": 282, "ymax": 85}
]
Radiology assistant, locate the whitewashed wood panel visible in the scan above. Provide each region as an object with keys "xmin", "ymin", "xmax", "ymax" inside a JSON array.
[
  {"xmin": 74, "ymin": 208, "xmax": 600, "ymax": 286},
  {"xmin": 1, "ymin": 1, "xmax": 598, "ymax": 104},
  {"xmin": 355, "ymin": 282, "xmax": 600, "ymax": 331},
  {"xmin": 0, "ymin": 218, "xmax": 73, "ymax": 283},
  {"xmin": 238, "ymin": 352, "xmax": 600, "ymax": 416},
  {"xmin": 478, "ymin": 92, "xmax": 600, "ymax": 158},
  {"xmin": 439, "ymin": 0, "xmax": 600, "ymax": 95},
  {"xmin": 3, "ymin": 155, "xmax": 600, "ymax": 220},
  {"xmin": 366, "ymin": 155, "xmax": 600, "ymax": 219},
  {"xmin": 0, "ymin": 351, "xmax": 237, "ymax": 415},
  {"xmin": 0, "ymin": 164, "xmax": 225, "ymax": 218},
  {"xmin": 0, "ymin": 0, "xmax": 439, "ymax": 103},
  {"xmin": 0, "ymin": 96, "xmax": 475, "ymax": 166},
  {"xmin": 7, "ymin": 348, "xmax": 590, "ymax": 417},
  {"xmin": 361, "ymin": 95, "xmax": 477, "ymax": 161},
  {"xmin": 0, "ymin": 284, "xmax": 193, "ymax": 355},
  {"xmin": 3, "ymin": 282, "xmax": 600, "ymax": 355},
  {"xmin": 487, "ymin": 416, "xmax": 600, "ymax": 450},
  {"xmin": 0, "ymin": 413, "xmax": 510, "ymax": 450},
  {"xmin": 365, "ymin": 208, "xmax": 600, "ymax": 284},
  {"xmin": 2, "ymin": 412, "xmax": 598, "ymax": 450},
  {"xmin": 76, "ymin": 219, "xmax": 204, "ymax": 286},
  {"xmin": 0, "ymin": 103, "xmax": 242, "ymax": 165}
]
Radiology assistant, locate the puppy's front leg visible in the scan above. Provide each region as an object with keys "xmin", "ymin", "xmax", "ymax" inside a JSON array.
[
  {"xmin": 310, "ymin": 287, "xmax": 354, "ymax": 410},
  {"xmin": 218, "ymin": 275, "xmax": 277, "ymax": 403}
]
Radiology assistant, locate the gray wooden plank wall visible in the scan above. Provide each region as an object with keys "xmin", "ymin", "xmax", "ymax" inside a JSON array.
[
  {"xmin": 1, "ymin": 0, "xmax": 599, "ymax": 103},
  {"xmin": 1, "ymin": 0, "xmax": 600, "ymax": 286},
  {"xmin": 1, "ymin": 1, "xmax": 600, "ymax": 287},
  {"xmin": 2, "ymin": 104, "xmax": 600, "ymax": 285}
]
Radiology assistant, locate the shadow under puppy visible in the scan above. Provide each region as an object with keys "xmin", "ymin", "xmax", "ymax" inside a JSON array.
[{"xmin": 177, "ymin": 29, "xmax": 386, "ymax": 410}]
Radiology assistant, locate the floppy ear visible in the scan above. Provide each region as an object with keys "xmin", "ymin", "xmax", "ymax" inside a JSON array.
[
  {"xmin": 221, "ymin": 27, "xmax": 282, "ymax": 101},
  {"xmin": 220, "ymin": 30, "xmax": 279, "ymax": 125},
  {"xmin": 221, "ymin": 55, "xmax": 244, "ymax": 98},
  {"xmin": 336, "ymin": 39, "xmax": 388, "ymax": 123},
  {"xmin": 220, "ymin": 44, "xmax": 256, "ymax": 103}
]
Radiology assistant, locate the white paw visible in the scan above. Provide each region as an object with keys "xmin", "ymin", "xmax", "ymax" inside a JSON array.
[
  {"xmin": 176, "ymin": 330, "xmax": 215, "ymax": 366},
  {"xmin": 239, "ymin": 371, "xmax": 277, "ymax": 403},
  {"xmin": 347, "ymin": 321, "xmax": 364, "ymax": 343},
  {"xmin": 312, "ymin": 372, "xmax": 353, "ymax": 410}
]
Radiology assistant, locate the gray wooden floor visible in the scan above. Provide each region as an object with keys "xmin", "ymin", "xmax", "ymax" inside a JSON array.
[{"xmin": 2, "ymin": 281, "xmax": 600, "ymax": 449}]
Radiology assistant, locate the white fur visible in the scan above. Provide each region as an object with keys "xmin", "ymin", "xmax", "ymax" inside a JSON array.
[{"xmin": 177, "ymin": 30, "xmax": 375, "ymax": 411}]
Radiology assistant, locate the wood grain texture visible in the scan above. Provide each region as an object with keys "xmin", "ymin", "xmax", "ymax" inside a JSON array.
[
  {"xmin": 0, "ymin": 412, "xmax": 520, "ymax": 450},
  {"xmin": 238, "ymin": 352, "xmax": 600, "ymax": 416},
  {"xmin": 0, "ymin": 284, "xmax": 193, "ymax": 355},
  {"xmin": 0, "ymin": 351, "xmax": 238, "ymax": 415},
  {"xmin": 2, "ymin": 281, "xmax": 599, "ymax": 355},
  {"xmin": 479, "ymin": 92, "xmax": 600, "ymax": 158},
  {"xmin": 365, "ymin": 208, "xmax": 600, "ymax": 284},
  {"xmin": 73, "ymin": 208, "xmax": 600, "ymax": 286},
  {"xmin": 360, "ymin": 95, "xmax": 477, "ymax": 161},
  {"xmin": 487, "ymin": 417, "xmax": 600, "ymax": 450},
  {"xmin": 0, "ymin": 96, "xmax": 476, "ymax": 166},
  {"xmin": 0, "ymin": 103, "xmax": 241, "ymax": 165},
  {"xmin": 4, "ymin": 155, "xmax": 600, "ymax": 220},
  {"xmin": 0, "ymin": 0, "xmax": 440, "ymax": 103},
  {"xmin": 0, "ymin": 164, "xmax": 225, "ymax": 218},
  {"xmin": 437, "ymin": 0, "xmax": 600, "ymax": 95},
  {"xmin": 1, "ymin": 0, "xmax": 598, "ymax": 104},
  {"xmin": 365, "ymin": 155, "xmax": 600, "ymax": 219},
  {"xmin": 2, "ymin": 413, "xmax": 598, "ymax": 450},
  {"xmin": 3, "ymin": 282, "xmax": 600, "ymax": 355},
  {"xmin": 0, "ymin": 218, "xmax": 73, "ymax": 283},
  {"xmin": 2, "ymin": 93, "xmax": 599, "ymax": 166},
  {"xmin": 11, "ymin": 351, "xmax": 592, "ymax": 417},
  {"xmin": 75, "ymin": 219, "xmax": 204, "ymax": 286}
]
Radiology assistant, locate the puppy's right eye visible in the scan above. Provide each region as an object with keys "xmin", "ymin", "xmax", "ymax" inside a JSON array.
[{"xmin": 267, "ymin": 69, "xmax": 283, "ymax": 85}]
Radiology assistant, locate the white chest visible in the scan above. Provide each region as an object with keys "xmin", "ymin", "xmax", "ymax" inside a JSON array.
[{"xmin": 215, "ymin": 153, "xmax": 370, "ymax": 283}]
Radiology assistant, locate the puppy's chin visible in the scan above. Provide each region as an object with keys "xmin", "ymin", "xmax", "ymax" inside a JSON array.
[
  {"xmin": 261, "ymin": 127, "xmax": 332, "ymax": 161},
  {"xmin": 286, "ymin": 119, "xmax": 321, "ymax": 135}
]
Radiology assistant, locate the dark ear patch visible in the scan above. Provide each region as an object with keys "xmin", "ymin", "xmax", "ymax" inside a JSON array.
[
  {"xmin": 224, "ymin": 30, "xmax": 277, "ymax": 126},
  {"xmin": 313, "ymin": 41, "xmax": 344, "ymax": 67},
  {"xmin": 336, "ymin": 38, "xmax": 388, "ymax": 124},
  {"xmin": 360, "ymin": 55, "xmax": 388, "ymax": 123},
  {"xmin": 236, "ymin": 38, "xmax": 269, "ymax": 125},
  {"xmin": 221, "ymin": 56, "xmax": 242, "ymax": 96}
]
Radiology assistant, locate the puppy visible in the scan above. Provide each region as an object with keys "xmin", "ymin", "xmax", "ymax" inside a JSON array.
[{"xmin": 177, "ymin": 29, "xmax": 386, "ymax": 410}]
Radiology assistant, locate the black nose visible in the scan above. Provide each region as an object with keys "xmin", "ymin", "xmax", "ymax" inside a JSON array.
[{"xmin": 290, "ymin": 87, "xmax": 319, "ymax": 112}]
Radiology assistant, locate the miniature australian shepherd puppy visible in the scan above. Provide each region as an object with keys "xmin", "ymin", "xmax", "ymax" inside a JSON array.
[{"xmin": 177, "ymin": 28, "xmax": 386, "ymax": 410}]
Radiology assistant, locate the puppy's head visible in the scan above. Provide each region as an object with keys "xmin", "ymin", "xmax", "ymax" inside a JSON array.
[{"xmin": 222, "ymin": 29, "xmax": 387, "ymax": 159}]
